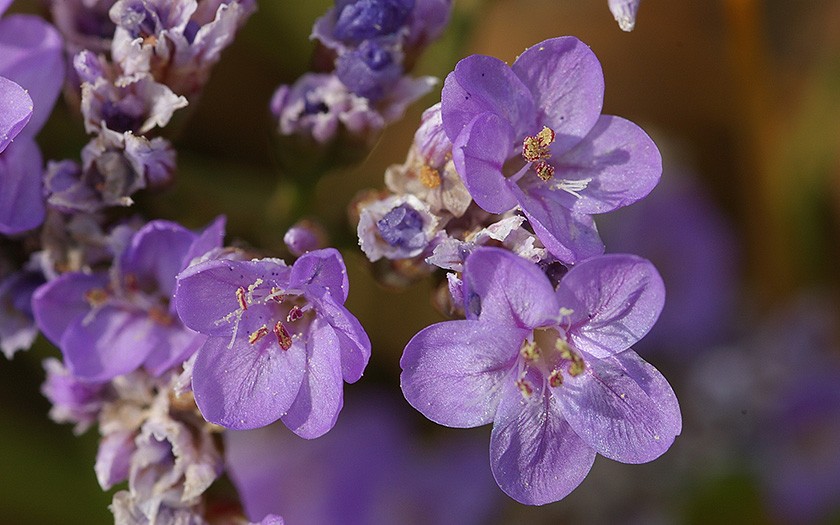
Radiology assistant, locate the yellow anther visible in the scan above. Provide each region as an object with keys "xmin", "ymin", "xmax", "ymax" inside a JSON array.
[
  {"xmin": 520, "ymin": 340, "xmax": 540, "ymax": 362},
  {"xmin": 516, "ymin": 378, "xmax": 534, "ymax": 399},
  {"xmin": 548, "ymin": 369, "xmax": 564, "ymax": 387},
  {"xmin": 419, "ymin": 165, "xmax": 442, "ymax": 189},
  {"xmin": 248, "ymin": 325, "xmax": 269, "ymax": 344}
]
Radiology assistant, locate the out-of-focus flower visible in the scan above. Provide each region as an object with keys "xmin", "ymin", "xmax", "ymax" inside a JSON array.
[
  {"xmin": 599, "ymin": 170, "xmax": 739, "ymax": 356},
  {"xmin": 32, "ymin": 218, "xmax": 225, "ymax": 381},
  {"xmin": 440, "ymin": 36, "xmax": 661, "ymax": 263},
  {"xmin": 174, "ymin": 248, "xmax": 371, "ymax": 435},
  {"xmin": 401, "ymin": 247, "xmax": 680, "ymax": 504},
  {"xmin": 41, "ymin": 357, "xmax": 108, "ymax": 433},
  {"xmin": 225, "ymin": 393, "xmax": 500, "ymax": 525}
]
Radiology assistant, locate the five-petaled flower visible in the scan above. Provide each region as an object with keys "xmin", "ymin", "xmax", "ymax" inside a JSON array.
[
  {"xmin": 440, "ymin": 36, "xmax": 662, "ymax": 264},
  {"xmin": 33, "ymin": 217, "xmax": 225, "ymax": 382},
  {"xmin": 400, "ymin": 247, "xmax": 681, "ymax": 504},
  {"xmin": 174, "ymin": 248, "xmax": 371, "ymax": 437}
]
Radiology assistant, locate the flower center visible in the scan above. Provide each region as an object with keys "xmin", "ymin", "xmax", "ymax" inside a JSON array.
[
  {"xmin": 521, "ymin": 126, "xmax": 556, "ymax": 181},
  {"xmin": 221, "ymin": 278, "xmax": 313, "ymax": 352},
  {"xmin": 515, "ymin": 322, "xmax": 586, "ymax": 399}
]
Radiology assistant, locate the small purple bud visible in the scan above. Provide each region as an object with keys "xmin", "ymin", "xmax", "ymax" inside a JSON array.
[
  {"xmin": 377, "ymin": 202, "xmax": 426, "ymax": 250},
  {"xmin": 284, "ymin": 220, "xmax": 326, "ymax": 257},
  {"xmin": 333, "ymin": 0, "xmax": 414, "ymax": 43}
]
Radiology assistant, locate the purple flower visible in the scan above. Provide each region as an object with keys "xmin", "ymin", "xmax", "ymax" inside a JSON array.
[
  {"xmin": 609, "ymin": 0, "xmax": 641, "ymax": 32},
  {"xmin": 109, "ymin": 0, "xmax": 255, "ymax": 99},
  {"xmin": 599, "ymin": 171, "xmax": 738, "ymax": 356},
  {"xmin": 440, "ymin": 37, "xmax": 661, "ymax": 263},
  {"xmin": 400, "ymin": 247, "xmax": 681, "ymax": 504},
  {"xmin": 271, "ymin": 72, "xmax": 434, "ymax": 145},
  {"xmin": 331, "ymin": 0, "xmax": 414, "ymax": 44},
  {"xmin": 174, "ymin": 248, "xmax": 371, "ymax": 435},
  {"xmin": 32, "ymin": 217, "xmax": 225, "ymax": 381},
  {"xmin": 0, "ymin": 7, "xmax": 64, "ymax": 233}
]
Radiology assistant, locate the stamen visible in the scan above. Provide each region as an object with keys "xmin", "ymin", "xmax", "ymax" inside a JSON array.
[
  {"xmin": 419, "ymin": 165, "xmax": 442, "ymax": 189},
  {"xmin": 235, "ymin": 286, "xmax": 248, "ymax": 310},
  {"xmin": 533, "ymin": 161, "xmax": 555, "ymax": 181},
  {"xmin": 287, "ymin": 305, "xmax": 303, "ymax": 322},
  {"xmin": 267, "ymin": 286, "xmax": 285, "ymax": 303},
  {"xmin": 273, "ymin": 321, "xmax": 293, "ymax": 350},
  {"xmin": 553, "ymin": 178, "xmax": 592, "ymax": 199},
  {"xmin": 556, "ymin": 340, "xmax": 586, "ymax": 376},
  {"xmin": 248, "ymin": 325, "xmax": 269, "ymax": 344},
  {"xmin": 516, "ymin": 378, "xmax": 534, "ymax": 399},
  {"xmin": 84, "ymin": 288, "xmax": 109, "ymax": 307},
  {"xmin": 520, "ymin": 340, "xmax": 540, "ymax": 362},
  {"xmin": 522, "ymin": 126, "xmax": 555, "ymax": 162},
  {"xmin": 548, "ymin": 369, "xmax": 564, "ymax": 387}
]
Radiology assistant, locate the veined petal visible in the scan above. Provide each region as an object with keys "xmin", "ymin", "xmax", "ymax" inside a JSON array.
[
  {"xmin": 291, "ymin": 248, "xmax": 349, "ymax": 304},
  {"xmin": 62, "ymin": 307, "xmax": 154, "ymax": 381},
  {"xmin": 192, "ymin": 333, "xmax": 307, "ymax": 430},
  {"xmin": 315, "ymin": 292, "xmax": 370, "ymax": 383},
  {"xmin": 490, "ymin": 383, "xmax": 596, "ymax": 505},
  {"xmin": 120, "ymin": 220, "xmax": 195, "ymax": 297},
  {"xmin": 0, "ymin": 137, "xmax": 44, "ymax": 234},
  {"xmin": 554, "ymin": 349, "xmax": 681, "ymax": 463},
  {"xmin": 511, "ymin": 36, "xmax": 604, "ymax": 154},
  {"xmin": 281, "ymin": 319, "xmax": 344, "ymax": 439},
  {"xmin": 553, "ymin": 115, "xmax": 662, "ymax": 214},
  {"xmin": 400, "ymin": 319, "xmax": 524, "ymax": 428},
  {"xmin": 463, "ymin": 247, "xmax": 559, "ymax": 328},
  {"xmin": 175, "ymin": 258, "xmax": 290, "ymax": 336},
  {"xmin": 558, "ymin": 254, "xmax": 665, "ymax": 357},
  {"xmin": 0, "ymin": 75, "xmax": 31, "ymax": 154},
  {"xmin": 440, "ymin": 54, "xmax": 536, "ymax": 142},
  {"xmin": 32, "ymin": 272, "xmax": 109, "ymax": 345},
  {"xmin": 451, "ymin": 112, "xmax": 518, "ymax": 214},
  {"xmin": 514, "ymin": 186, "xmax": 604, "ymax": 264},
  {"xmin": 0, "ymin": 14, "xmax": 64, "ymax": 135}
]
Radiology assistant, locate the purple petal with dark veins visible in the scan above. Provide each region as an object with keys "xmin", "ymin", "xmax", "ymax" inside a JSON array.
[
  {"xmin": 553, "ymin": 349, "xmax": 681, "ymax": 463},
  {"xmin": 557, "ymin": 254, "xmax": 665, "ymax": 358},
  {"xmin": 490, "ymin": 383, "xmax": 596, "ymax": 505},
  {"xmin": 281, "ymin": 319, "xmax": 344, "ymax": 439},
  {"xmin": 451, "ymin": 112, "xmax": 518, "ymax": 214},
  {"xmin": 511, "ymin": 36, "xmax": 604, "ymax": 154},
  {"xmin": 400, "ymin": 319, "xmax": 524, "ymax": 428}
]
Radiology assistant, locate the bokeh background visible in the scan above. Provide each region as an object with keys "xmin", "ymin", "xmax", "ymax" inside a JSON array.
[{"xmin": 2, "ymin": 0, "xmax": 840, "ymax": 523}]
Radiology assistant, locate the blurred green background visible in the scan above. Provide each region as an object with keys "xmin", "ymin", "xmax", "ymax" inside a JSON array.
[{"xmin": 2, "ymin": 0, "xmax": 840, "ymax": 523}]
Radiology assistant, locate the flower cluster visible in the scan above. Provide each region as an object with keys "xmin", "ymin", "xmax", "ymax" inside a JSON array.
[
  {"xmin": 1, "ymin": 0, "xmax": 681, "ymax": 521},
  {"xmin": 356, "ymin": 36, "xmax": 680, "ymax": 503},
  {"xmin": 271, "ymin": 0, "xmax": 452, "ymax": 145}
]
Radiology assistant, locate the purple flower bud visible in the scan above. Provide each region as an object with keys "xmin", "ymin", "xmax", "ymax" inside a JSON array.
[
  {"xmin": 283, "ymin": 220, "xmax": 326, "ymax": 257},
  {"xmin": 332, "ymin": 0, "xmax": 414, "ymax": 43},
  {"xmin": 608, "ymin": 0, "xmax": 641, "ymax": 32},
  {"xmin": 357, "ymin": 194, "xmax": 438, "ymax": 261},
  {"xmin": 335, "ymin": 38, "xmax": 402, "ymax": 101}
]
